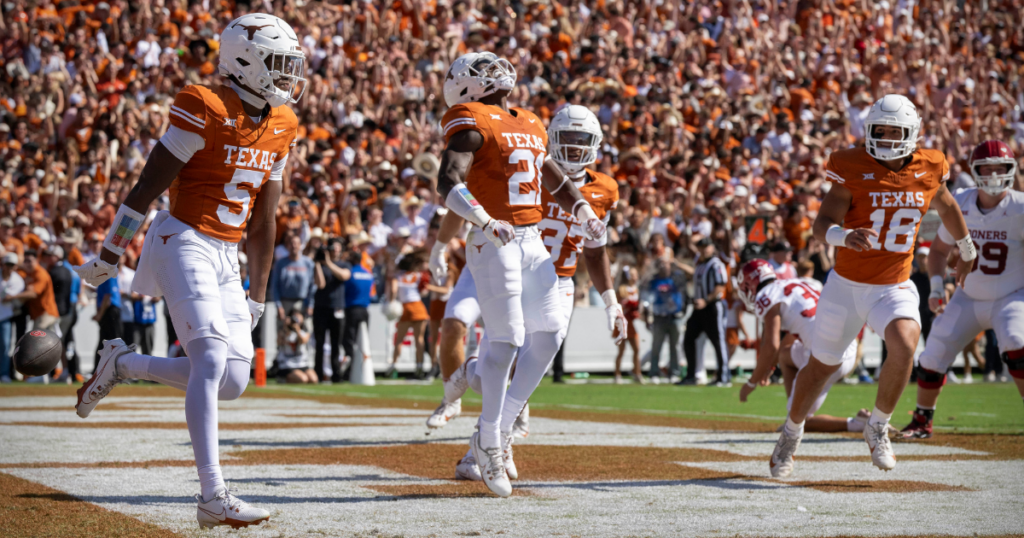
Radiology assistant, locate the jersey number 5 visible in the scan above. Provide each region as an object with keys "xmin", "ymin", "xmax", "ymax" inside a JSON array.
[
  {"xmin": 867, "ymin": 208, "xmax": 920, "ymax": 253},
  {"xmin": 508, "ymin": 150, "xmax": 545, "ymax": 206},
  {"xmin": 217, "ymin": 168, "xmax": 264, "ymax": 227}
]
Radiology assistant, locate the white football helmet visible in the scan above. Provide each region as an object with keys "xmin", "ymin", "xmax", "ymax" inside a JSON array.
[
  {"xmin": 218, "ymin": 13, "xmax": 306, "ymax": 108},
  {"xmin": 549, "ymin": 105, "xmax": 602, "ymax": 174},
  {"xmin": 864, "ymin": 94, "xmax": 921, "ymax": 161},
  {"xmin": 443, "ymin": 52, "xmax": 516, "ymax": 107}
]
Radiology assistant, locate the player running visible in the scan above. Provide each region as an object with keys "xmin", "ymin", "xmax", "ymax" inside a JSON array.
[
  {"xmin": 769, "ymin": 95, "xmax": 974, "ymax": 477},
  {"xmin": 901, "ymin": 140, "xmax": 1024, "ymax": 439},
  {"xmin": 433, "ymin": 54, "xmax": 607, "ymax": 497},
  {"xmin": 737, "ymin": 259, "xmax": 877, "ymax": 433},
  {"xmin": 429, "ymin": 105, "xmax": 626, "ymax": 483},
  {"xmin": 72, "ymin": 14, "xmax": 303, "ymax": 528}
]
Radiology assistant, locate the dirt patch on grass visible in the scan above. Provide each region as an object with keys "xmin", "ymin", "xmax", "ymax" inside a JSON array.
[
  {"xmin": 0, "ymin": 471, "xmax": 178, "ymax": 538},
  {"xmin": 1, "ymin": 421, "xmax": 401, "ymax": 430},
  {"xmin": 525, "ymin": 408, "xmax": 780, "ymax": 432},
  {"xmin": 366, "ymin": 483, "xmax": 535, "ymax": 498},
  {"xmin": 897, "ymin": 433, "xmax": 1024, "ymax": 460}
]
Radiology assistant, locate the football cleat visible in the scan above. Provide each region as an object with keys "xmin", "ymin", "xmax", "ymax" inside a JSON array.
[
  {"xmin": 455, "ymin": 452, "xmax": 482, "ymax": 481},
  {"xmin": 426, "ymin": 398, "xmax": 462, "ymax": 429},
  {"xmin": 769, "ymin": 428, "xmax": 802, "ymax": 478},
  {"xmin": 899, "ymin": 411, "xmax": 933, "ymax": 440},
  {"xmin": 196, "ymin": 491, "xmax": 270, "ymax": 529},
  {"xmin": 865, "ymin": 421, "xmax": 897, "ymax": 471},
  {"xmin": 501, "ymin": 432, "xmax": 518, "ymax": 480},
  {"xmin": 76, "ymin": 339, "xmax": 134, "ymax": 419},
  {"xmin": 470, "ymin": 432, "xmax": 511, "ymax": 498}
]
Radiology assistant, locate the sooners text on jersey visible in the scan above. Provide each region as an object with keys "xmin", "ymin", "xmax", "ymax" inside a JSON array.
[
  {"xmin": 826, "ymin": 147, "xmax": 949, "ymax": 285},
  {"xmin": 537, "ymin": 170, "xmax": 618, "ymax": 277},
  {"xmin": 441, "ymin": 102, "xmax": 548, "ymax": 225},
  {"xmin": 753, "ymin": 278, "xmax": 821, "ymax": 342},
  {"xmin": 939, "ymin": 188, "xmax": 1024, "ymax": 301},
  {"xmin": 168, "ymin": 84, "xmax": 297, "ymax": 243}
]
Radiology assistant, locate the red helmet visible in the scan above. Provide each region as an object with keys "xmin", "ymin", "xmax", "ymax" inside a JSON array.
[
  {"xmin": 970, "ymin": 140, "xmax": 1017, "ymax": 195},
  {"xmin": 738, "ymin": 259, "xmax": 776, "ymax": 311}
]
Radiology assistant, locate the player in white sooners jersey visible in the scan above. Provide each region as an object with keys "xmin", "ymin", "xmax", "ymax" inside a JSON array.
[
  {"xmin": 901, "ymin": 140, "xmax": 1024, "ymax": 439},
  {"xmin": 735, "ymin": 260, "xmax": 868, "ymax": 436}
]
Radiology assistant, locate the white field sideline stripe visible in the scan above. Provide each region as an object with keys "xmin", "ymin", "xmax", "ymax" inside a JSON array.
[
  {"xmin": 443, "ymin": 119, "xmax": 476, "ymax": 136},
  {"xmin": 170, "ymin": 105, "xmax": 205, "ymax": 126},
  {"xmin": 170, "ymin": 109, "xmax": 206, "ymax": 130}
]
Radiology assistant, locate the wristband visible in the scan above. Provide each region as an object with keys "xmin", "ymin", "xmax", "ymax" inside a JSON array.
[
  {"xmin": 601, "ymin": 289, "xmax": 618, "ymax": 307},
  {"xmin": 574, "ymin": 201, "xmax": 598, "ymax": 222},
  {"xmin": 445, "ymin": 186, "xmax": 492, "ymax": 228},
  {"xmin": 745, "ymin": 381, "xmax": 757, "ymax": 389},
  {"xmin": 825, "ymin": 224, "xmax": 851, "ymax": 248},
  {"xmin": 103, "ymin": 204, "xmax": 146, "ymax": 255},
  {"xmin": 929, "ymin": 275, "xmax": 945, "ymax": 298},
  {"xmin": 956, "ymin": 235, "xmax": 977, "ymax": 262}
]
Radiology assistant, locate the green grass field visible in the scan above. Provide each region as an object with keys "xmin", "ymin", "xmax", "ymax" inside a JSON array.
[{"xmin": 252, "ymin": 376, "xmax": 1024, "ymax": 434}]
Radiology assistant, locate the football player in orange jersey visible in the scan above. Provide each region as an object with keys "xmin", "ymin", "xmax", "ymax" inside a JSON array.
[
  {"xmin": 431, "ymin": 54, "xmax": 608, "ymax": 497},
  {"xmin": 426, "ymin": 105, "xmax": 626, "ymax": 485},
  {"xmin": 769, "ymin": 95, "xmax": 974, "ymax": 478},
  {"xmin": 72, "ymin": 14, "xmax": 304, "ymax": 528}
]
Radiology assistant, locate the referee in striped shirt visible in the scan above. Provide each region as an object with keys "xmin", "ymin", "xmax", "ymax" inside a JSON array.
[{"xmin": 681, "ymin": 238, "xmax": 731, "ymax": 386}]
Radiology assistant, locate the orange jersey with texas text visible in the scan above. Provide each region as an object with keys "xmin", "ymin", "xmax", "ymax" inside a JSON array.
[
  {"xmin": 538, "ymin": 170, "xmax": 618, "ymax": 277},
  {"xmin": 167, "ymin": 84, "xmax": 297, "ymax": 243},
  {"xmin": 441, "ymin": 102, "xmax": 547, "ymax": 225},
  {"xmin": 826, "ymin": 147, "xmax": 949, "ymax": 285}
]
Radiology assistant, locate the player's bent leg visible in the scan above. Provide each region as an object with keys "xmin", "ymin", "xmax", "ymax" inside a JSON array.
[{"xmin": 184, "ymin": 336, "xmax": 230, "ymax": 501}]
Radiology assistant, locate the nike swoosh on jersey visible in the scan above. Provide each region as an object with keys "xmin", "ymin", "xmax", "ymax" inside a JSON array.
[
  {"xmin": 914, "ymin": 172, "xmax": 927, "ymax": 178},
  {"xmin": 529, "ymin": 119, "xmax": 536, "ymax": 123},
  {"xmin": 274, "ymin": 128, "xmax": 287, "ymax": 134}
]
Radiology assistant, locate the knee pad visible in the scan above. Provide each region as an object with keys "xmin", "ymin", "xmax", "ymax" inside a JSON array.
[
  {"xmin": 1003, "ymin": 349, "xmax": 1024, "ymax": 379},
  {"xmin": 916, "ymin": 366, "xmax": 946, "ymax": 389}
]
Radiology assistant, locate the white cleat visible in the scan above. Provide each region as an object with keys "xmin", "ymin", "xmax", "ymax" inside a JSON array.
[
  {"xmin": 769, "ymin": 428, "xmax": 802, "ymax": 478},
  {"xmin": 76, "ymin": 339, "xmax": 133, "ymax": 418},
  {"xmin": 444, "ymin": 359, "xmax": 472, "ymax": 404},
  {"xmin": 512, "ymin": 403, "xmax": 529, "ymax": 438},
  {"xmin": 470, "ymin": 432, "xmax": 511, "ymax": 498},
  {"xmin": 426, "ymin": 398, "xmax": 461, "ymax": 429},
  {"xmin": 196, "ymin": 491, "xmax": 270, "ymax": 529},
  {"xmin": 455, "ymin": 452, "xmax": 482, "ymax": 481},
  {"xmin": 501, "ymin": 432, "xmax": 518, "ymax": 480},
  {"xmin": 864, "ymin": 421, "xmax": 897, "ymax": 471}
]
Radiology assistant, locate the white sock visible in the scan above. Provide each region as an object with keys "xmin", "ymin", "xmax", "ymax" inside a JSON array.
[
  {"xmin": 479, "ymin": 418, "xmax": 501, "ymax": 450},
  {"xmin": 784, "ymin": 417, "xmax": 804, "ymax": 437},
  {"xmin": 197, "ymin": 463, "xmax": 226, "ymax": 501},
  {"xmin": 499, "ymin": 395, "xmax": 527, "ymax": 434},
  {"xmin": 465, "ymin": 358, "xmax": 482, "ymax": 395},
  {"xmin": 868, "ymin": 406, "xmax": 892, "ymax": 426},
  {"xmin": 917, "ymin": 404, "xmax": 935, "ymax": 410},
  {"xmin": 117, "ymin": 352, "xmax": 151, "ymax": 380},
  {"xmin": 847, "ymin": 417, "xmax": 865, "ymax": 432},
  {"xmin": 478, "ymin": 340, "xmax": 516, "ymax": 449}
]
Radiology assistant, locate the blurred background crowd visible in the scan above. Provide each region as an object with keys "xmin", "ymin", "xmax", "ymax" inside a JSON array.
[{"xmin": 1, "ymin": 0, "xmax": 1022, "ymax": 385}]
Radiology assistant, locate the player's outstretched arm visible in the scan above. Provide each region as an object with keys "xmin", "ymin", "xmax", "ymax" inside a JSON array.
[
  {"xmin": 247, "ymin": 179, "xmax": 282, "ymax": 305},
  {"xmin": 436, "ymin": 130, "xmax": 514, "ymax": 248},
  {"xmin": 742, "ymin": 304, "xmax": 782, "ymax": 403},
  {"xmin": 929, "ymin": 183, "xmax": 974, "ymax": 289},
  {"xmin": 813, "ymin": 182, "xmax": 877, "ymax": 252},
  {"xmin": 540, "ymin": 159, "xmax": 606, "ymax": 240},
  {"xmin": 584, "ymin": 244, "xmax": 626, "ymax": 344},
  {"xmin": 74, "ymin": 143, "xmax": 187, "ymax": 286},
  {"xmin": 925, "ymin": 238, "xmax": 954, "ymax": 313}
]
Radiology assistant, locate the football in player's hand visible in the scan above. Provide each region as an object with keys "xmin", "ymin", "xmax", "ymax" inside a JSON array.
[{"xmin": 13, "ymin": 329, "xmax": 62, "ymax": 377}]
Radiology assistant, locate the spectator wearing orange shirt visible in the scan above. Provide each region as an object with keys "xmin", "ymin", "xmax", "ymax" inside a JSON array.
[
  {"xmin": 10, "ymin": 249, "xmax": 60, "ymax": 332},
  {"xmin": 74, "ymin": 182, "xmax": 116, "ymax": 239},
  {"xmin": 0, "ymin": 219, "xmax": 25, "ymax": 262},
  {"xmin": 14, "ymin": 216, "xmax": 43, "ymax": 252}
]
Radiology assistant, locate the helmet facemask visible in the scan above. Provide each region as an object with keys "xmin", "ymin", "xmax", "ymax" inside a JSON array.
[
  {"xmin": 551, "ymin": 130, "xmax": 599, "ymax": 174},
  {"xmin": 252, "ymin": 44, "xmax": 307, "ymax": 107},
  {"xmin": 972, "ymin": 160, "xmax": 1016, "ymax": 195},
  {"xmin": 469, "ymin": 54, "xmax": 516, "ymax": 96},
  {"xmin": 865, "ymin": 122, "xmax": 919, "ymax": 161}
]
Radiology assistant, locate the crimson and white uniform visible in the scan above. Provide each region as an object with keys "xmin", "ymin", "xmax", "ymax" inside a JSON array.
[
  {"xmin": 752, "ymin": 279, "xmax": 857, "ymax": 415},
  {"xmin": 918, "ymin": 188, "xmax": 1024, "ymax": 376}
]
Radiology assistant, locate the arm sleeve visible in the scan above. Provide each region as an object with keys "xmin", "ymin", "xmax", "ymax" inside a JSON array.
[
  {"xmin": 159, "ymin": 125, "xmax": 205, "ymax": 163},
  {"xmin": 440, "ymin": 104, "xmax": 481, "ymax": 144},
  {"xmin": 269, "ymin": 154, "xmax": 289, "ymax": 182},
  {"xmin": 824, "ymin": 153, "xmax": 847, "ymax": 185},
  {"xmin": 168, "ymin": 86, "xmax": 209, "ymax": 137},
  {"xmin": 940, "ymin": 158, "xmax": 950, "ymax": 183}
]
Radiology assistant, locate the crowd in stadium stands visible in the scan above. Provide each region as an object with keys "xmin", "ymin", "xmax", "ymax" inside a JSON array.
[{"xmin": 1, "ymin": 0, "xmax": 1022, "ymax": 385}]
